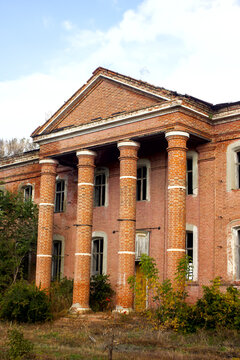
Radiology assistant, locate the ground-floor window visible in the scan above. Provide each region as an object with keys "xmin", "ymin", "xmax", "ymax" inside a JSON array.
[
  {"xmin": 92, "ymin": 237, "xmax": 104, "ymax": 275},
  {"xmin": 52, "ymin": 240, "xmax": 62, "ymax": 281}
]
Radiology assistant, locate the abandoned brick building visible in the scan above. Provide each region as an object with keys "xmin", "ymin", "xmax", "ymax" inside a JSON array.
[{"xmin": 1, "ymin": 67, "xmax": 240, "ymax": 312}]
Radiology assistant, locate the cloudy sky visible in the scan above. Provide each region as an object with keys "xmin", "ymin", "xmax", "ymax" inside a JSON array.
[{"xmin": 1, "ymin": 0, "xmax": 240, "ymax": 139}]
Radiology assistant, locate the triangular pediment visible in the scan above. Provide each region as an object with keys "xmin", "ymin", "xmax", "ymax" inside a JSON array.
[{"xmin": 32, "ymin": 68, "xmax": 171, "ymax": 137}]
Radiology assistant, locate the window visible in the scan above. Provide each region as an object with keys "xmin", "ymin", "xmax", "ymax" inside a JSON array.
[
  {"xmin": 186, "ymin": 224, "xmax": 198, "ymax": 281},
  {"xmin": 92, "ymin": 237, "xmax": 103, "ymax": 275},
  {"xmin": 137, "ymin": 159, "xmax": 150, "ymax": 201},
  {"xmin": 94, "ymin": 173, "xmax": 106, "ymax": 207},
  {"xmin": 236, "ymin": 230, "xmax": 240, "ymax": 279},
  {"xmin": 226, "ymin": 141, "xmax": 240, "ymax": 191},
  {"xmin": 91, "ymin": 231, "xmax": 107, "ymax": 275},
  {"xmin": 54, "ymin": 180, "xmax": 65, "ymax": 213},
  {"xmin": 51, "ymin": 240, "xmax": 62, "ymax": 281},
  {"xmin": 94, "ymin": 168, "xmax": 108, "ymax": 207},
  {"xmin": 187, "ymin": 158, "xmax": 193, "ymax": 195},
  {"xmin": 135, "ymin": 232, "xmax": 149, "ymax": 261},
  {"xmin": 186, "ymin": 151, "xmax": 198, "ymax": 196},
  {"xmin": 137, "ymin": 167, "xmax": 147, "ymax": 201},
  {"xmin": 236, "ymin": 152, "xmax": 240, "ymax": 189},
  {"xmin": 186, "ymin": 231, "xmax": 194, "ymax": 280},
  {"xmin": 23, "ymin": 185, "xmax": 33, "ymax": 202}
]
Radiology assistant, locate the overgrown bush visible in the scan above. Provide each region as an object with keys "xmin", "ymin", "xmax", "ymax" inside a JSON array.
[
  {"xmin": 129, "ymin": 255, "xmax": 240, "ymax": 332},
  {"xmin": 89, "ymin": 274, "xmax": 114, "ymax": 312},
  {"xmin": 7, "ymin": 328, "xmax": 34, "ymax": 360},
  {"xmin": 50, "ymin": 277, "xmax": 73, "ymax": 318},
  {"xmin": 0, "ymin": 280, "xmax": 51, "ymax": 323},
  {"xmin": 195, "ymin": 277, "xmax": 240, "ymax": 330}
]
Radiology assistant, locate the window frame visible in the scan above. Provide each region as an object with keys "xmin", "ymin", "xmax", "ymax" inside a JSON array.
[
  {"xmin": 91, "ymin": 231, "xmax": 107, "ymax": 275},
  {"xmin": 186, "ymin": 151, "xmax": 198, "ymax": 196},
  {"xmin": 135, "ymin": 231, "xmax": 150, "ymax": 261},
  {"xmin": 54, "ymin": 179, "xmax": 66, "ymax": 213},
  {"xmin": 23, "ymin": 185, "xmax": 33, "ymax": 202},
  {"xmin": 137, "ymin": 159, "xmax": 150, "ymax": 202},
  {"xmin": 51, "ymin": 235, "xmax": 65, "ymax": 281},
  {"xmin": 186, "ymin": 224, "xmax": 198, "ymax": 281},
  {"xmin": 226, "ymin": 141, "xmax": 240, "ymax": 191},
  {"xmin": 94, "ymin": 168, "xmax": 109, "ymax": 207}
]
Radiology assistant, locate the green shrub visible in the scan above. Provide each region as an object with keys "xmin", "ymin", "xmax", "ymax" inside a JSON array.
[
  {"xmin": 89, "ymin": 274, "xmax": 114, "ymax": 312},
  {"xmin": 0, "ymin": 280, "xmax": 51, "ymax": 323},
  {"xmin": 7, "ymin": 328, "xmax": 34, "ymax": 360},
  {"xmin": 195, "ymin": 277, "xmax": 240, "ymax": 330},
  {"xmin": 50, "ymin": 277, "xmax": 73, "ymax": 318}
]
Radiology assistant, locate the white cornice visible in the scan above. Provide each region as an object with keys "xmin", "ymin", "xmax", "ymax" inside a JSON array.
[
  {"xmin": 37, "ymin": 74, "xmax": 171, "ymax": 135},
  {"xmin": 34, "ymin": 100, "xmax": 209, "ymax": 145}
]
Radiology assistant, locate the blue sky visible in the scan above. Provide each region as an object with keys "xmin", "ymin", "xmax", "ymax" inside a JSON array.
[{"xmin": 1, "ymin": 0, "xmax": 240, "ymax": 139}]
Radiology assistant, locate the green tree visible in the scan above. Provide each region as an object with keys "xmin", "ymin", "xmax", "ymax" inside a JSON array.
[{"xmin": 0, "ymin": 191, "xmax": 38, "ymax": 293}]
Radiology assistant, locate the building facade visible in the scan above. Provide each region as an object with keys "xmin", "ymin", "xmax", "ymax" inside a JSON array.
[{"xmin": 1, "ymin": 67, "xmax": 240, "ymax": 312}]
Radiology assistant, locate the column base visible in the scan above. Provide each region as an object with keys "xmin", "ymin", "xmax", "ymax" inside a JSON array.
[
  {"xmin": 113, "ymin": 305, "xmax": 133, "ymax": 315},
  {"xmin": 69, "ymin": 303, "xmax": 91, "ymax": 314}
]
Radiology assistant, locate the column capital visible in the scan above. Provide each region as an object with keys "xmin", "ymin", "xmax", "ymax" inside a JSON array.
[
  {"xmin": 165, "ymin": 131, "xmax": 189, "ymax": 139},
  {"xmin": 39, "ymin": 158, "xmax": 59, "ymax": 165},
  {"xmin": 76, "ymin": 149, "xmax": 97, "ymax": 157},
  {"xmin": 117, "ymin": 140, "xmax": 140, "ymax": 149}
]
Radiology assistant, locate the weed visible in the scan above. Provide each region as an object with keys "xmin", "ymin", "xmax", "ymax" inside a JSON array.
[{"xmin": 7, "ymin": 328, "xmax": 34, "ymax": 360}]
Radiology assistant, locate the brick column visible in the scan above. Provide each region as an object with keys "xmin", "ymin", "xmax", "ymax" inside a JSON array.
[
  {"xmin": 165, "ymin": 131, "xmax": 189, "ymax": 281},
  {"xmin": 36, "ymin": 158, "xmax": 58, "ymax": 290},
  {"xmin": 72, "ymin": 149, "xmax": 96, "ymax": 312},
  {"xmin": 116, "ymin": 140, "xmax": 140, "ymax": 313}
]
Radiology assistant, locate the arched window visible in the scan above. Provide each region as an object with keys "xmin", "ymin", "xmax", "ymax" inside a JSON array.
[{"xmin": 21, "ymin": 184, "xmax": 34, "ymax": 202}]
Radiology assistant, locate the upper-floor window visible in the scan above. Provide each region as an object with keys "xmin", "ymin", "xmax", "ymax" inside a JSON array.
[
  {"xmin": 23, "ymin": 185, "xmax": 33, "ymax": 202},
  {"xmin": 226, "ymin": 141, "xmax": 240, "ymax": 191},
  {"xmin": 54, "ymin": 179, "xmax": 65, "ymax": 213},
  {"xmin": 186, "ymin": 151, "xmax": 198, "ymax": 196},
  {"xmin": 187, "ymin": 158, "xmax": 193, "ymax": 195},
  {"xmin": 94, "ymin": 173, "xmax": 106, "ymax": 207},
  {"xmin": 137, "ymin": 159, "xmax": 150, "ymax": 201},
  {"xmin": 94, "ymin": 168, "xmax": 108, "ymax": 207}
]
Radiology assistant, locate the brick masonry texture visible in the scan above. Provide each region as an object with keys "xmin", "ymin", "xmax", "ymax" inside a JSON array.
[{"xmin": 2, "ymin": 68, "xmax": 240, "ymax": 308}]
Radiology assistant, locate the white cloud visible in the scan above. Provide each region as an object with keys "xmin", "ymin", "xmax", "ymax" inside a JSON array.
[
  {"xmin": 62, "ymin": 20, "xmax": 74, "ymax": 31},
  {"xmin": 1, "ymin": 0, "xmax": 240, "ymax": 139}
]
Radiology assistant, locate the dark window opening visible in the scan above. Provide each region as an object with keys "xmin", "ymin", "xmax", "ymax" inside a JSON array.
[
  {"xmin": 137, "ymin": 166, "xmax": 147, "ymax": 201},
  {"xmin": 237, "ymin": 152, "xmax": 240, "ymax": 189},
  {"xmin": 186, "ymin": 231, "xmax": 193, "ymax": 280},
  {"xmin": 23, "ymin": 185, "xmax": 33, "ymax": 202},
  {"xmin": 94, "ymin": 173, "xmax": 106, "ymax": 207},
  {"xmin": 237, "ymin": 230, "xmax": 240, "ymax": 279},
  {"xmin": 187, "ymin": 158, "xmax": 193, "ymax": 195},
  {"xmin": 52, "ymin": 240, "xmax": 62, "ymax": 281},
  {"xmin": 92, "ymin": 237, "xmax": 103, "ymax": 275},
  {"xmin": 54, "ymin": 180, "xmax": 65, "ymax": 213}
]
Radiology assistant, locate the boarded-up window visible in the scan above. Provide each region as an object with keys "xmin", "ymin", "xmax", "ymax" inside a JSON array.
[{"xmin": 135, "ymin": 232, "xmax": 149, "ymax": 261}]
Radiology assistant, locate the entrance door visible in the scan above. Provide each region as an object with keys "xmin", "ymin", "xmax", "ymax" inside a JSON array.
[{"xmin": 134, "ymin": 232, "xmax": 149, "ymax": 311}]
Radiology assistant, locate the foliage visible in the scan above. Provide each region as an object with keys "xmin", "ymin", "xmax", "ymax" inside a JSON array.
[
  {"xmin": 0, "ymin": 191, "xmax": 38, "ymax": 293},
  {"xmin": 195, "ymin": 277, "xmax": 240, "ymax": 330},
  {"xmin": 50, "ymin": 277, "xmax": 73, "ymax": 318},
  {"xmin": 89, "ymin": 274, "xmax": 114, "ymax": 312},
  {"xmin": 129, "ymin": 255, "xmax": 240, "ymax": 333},
  {"xmin": 0, "ymin": 280, "xmax": 52, "ymax": 323},
  {"xmin": 7, "ymin": 328, "xmax": 34, "ymax": 360},
  {"xmin": 0, "ymin": 137, "xmax": 38, "ymax": 158}
]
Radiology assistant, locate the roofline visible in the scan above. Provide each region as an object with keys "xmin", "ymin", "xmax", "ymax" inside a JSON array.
[
  {"xmin": 34, "ymin": 73, "xmax": 171, "ymax": 137},
  {"xmin": 0, "ymin": 151, "xmax": 40, "ymax": 170},
  {"xmin": 33, "ymin": 100, "xmax": 209, "ymax": 145}
]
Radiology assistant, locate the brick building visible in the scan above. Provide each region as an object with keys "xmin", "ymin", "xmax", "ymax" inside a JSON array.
[{"xmin": 1, "ymin": 67, "xmax": 240, "ymax": 312}]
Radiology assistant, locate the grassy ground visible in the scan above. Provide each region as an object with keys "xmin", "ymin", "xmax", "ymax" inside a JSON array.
[{"xmin": 1, "ymin": 313, "xmax": 240, "ymax": 359}]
